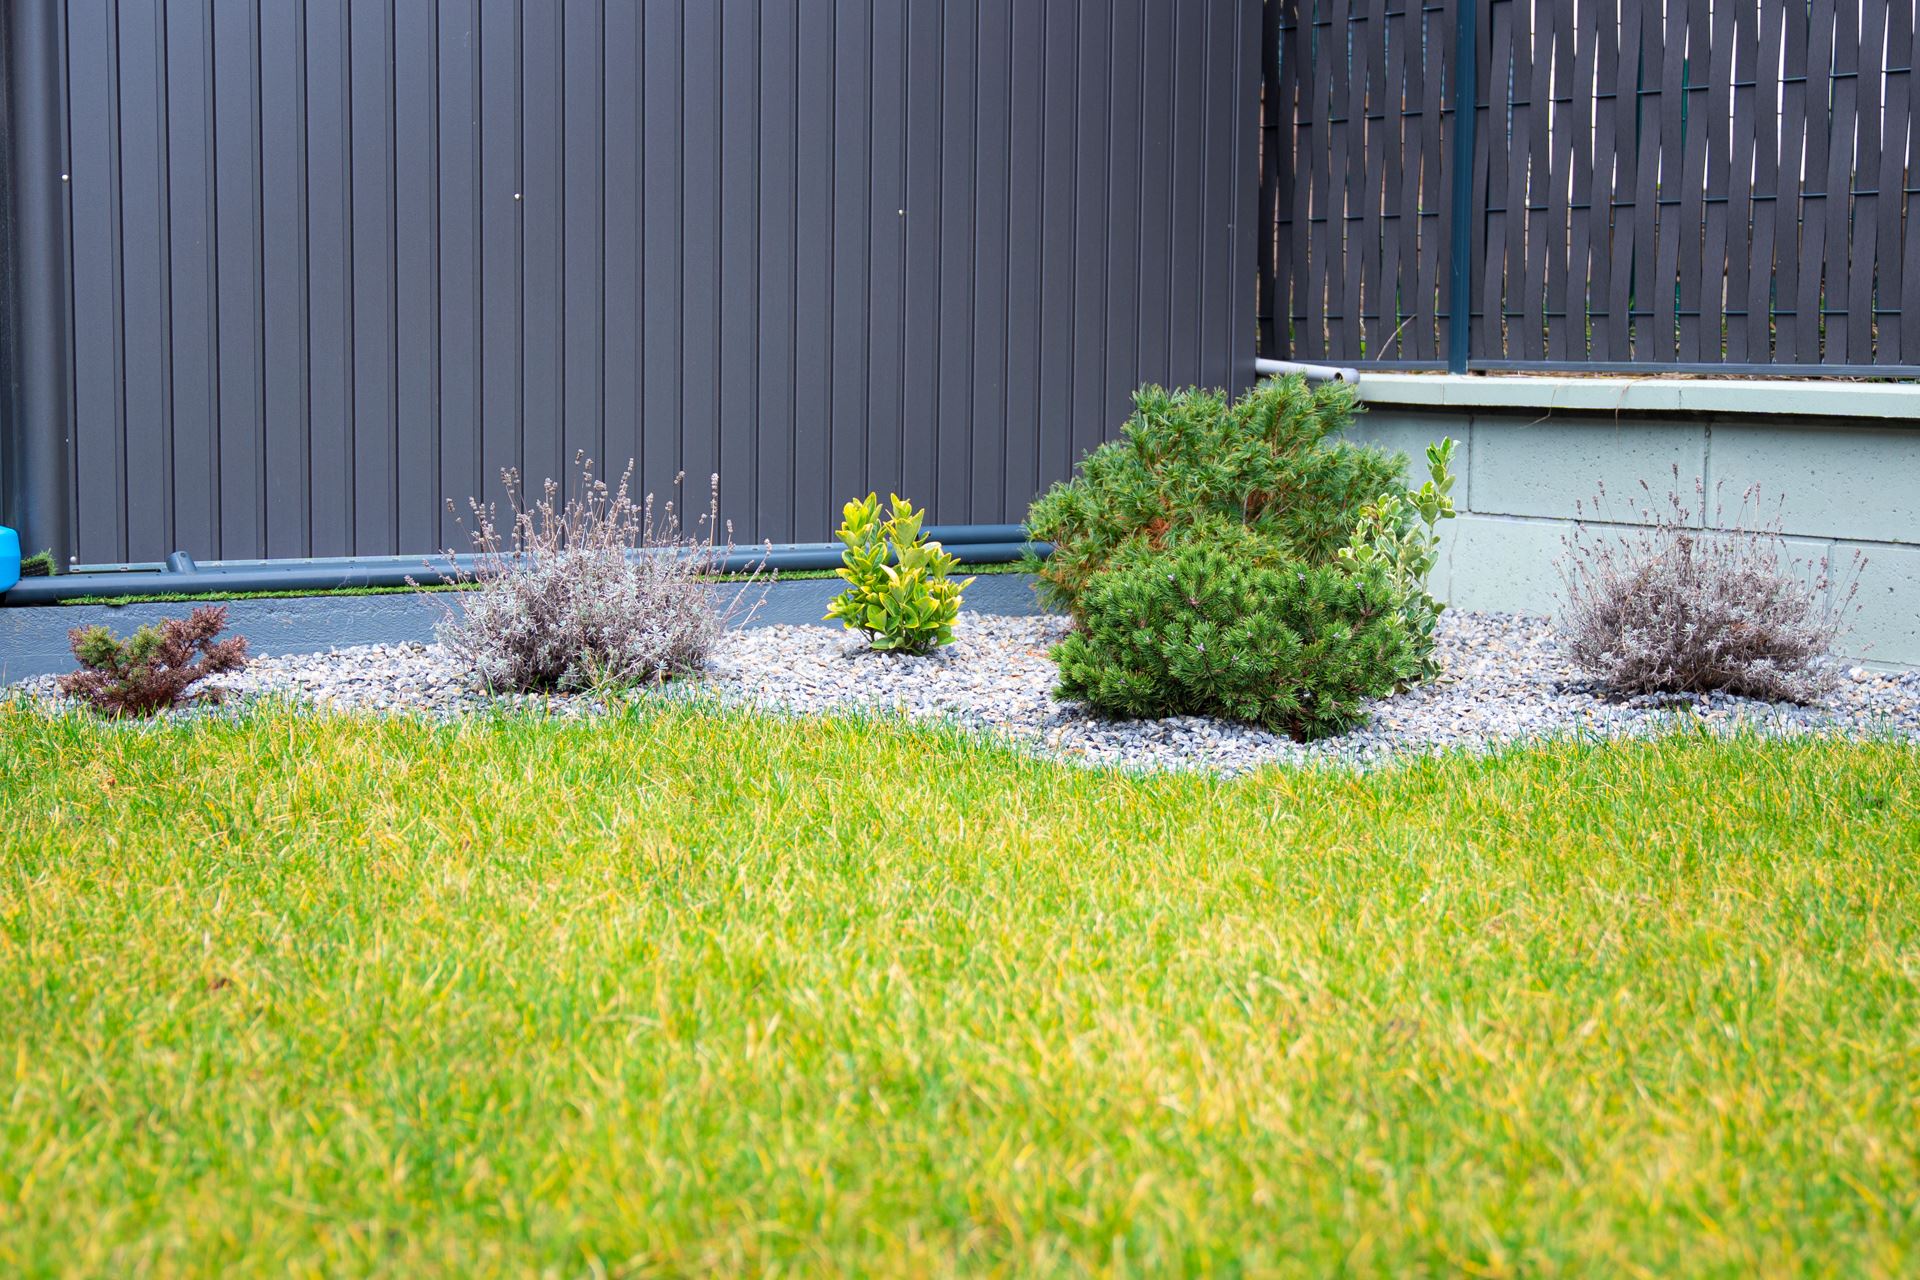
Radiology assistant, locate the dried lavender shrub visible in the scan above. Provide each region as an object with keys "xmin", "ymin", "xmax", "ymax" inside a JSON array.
[
  {"xmin": 429, "ymin": 456, "xmax": 765, "ymax": 693},
  {"xmin": 59, "ymin": 605, "xmax": 250, "ymax": 716},
  {"xmin": 1556, "ymin": 469, "xmax": 1861, "ymax": 703}
]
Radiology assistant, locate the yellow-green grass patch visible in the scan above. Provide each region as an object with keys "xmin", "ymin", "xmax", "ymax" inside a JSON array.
[{"xmin": 1, "ymin": 703, "xmax": 1916, "ymax": 1276}]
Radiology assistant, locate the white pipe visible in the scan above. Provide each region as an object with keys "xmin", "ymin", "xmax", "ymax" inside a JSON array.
[{"xmin": 1255, "ymin": 357, "xmax": 1360, "ymax": 383}]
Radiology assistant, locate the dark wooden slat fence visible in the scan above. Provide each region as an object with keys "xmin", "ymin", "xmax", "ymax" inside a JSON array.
[{"xmin": 1259, "ymin": 0, "xmax": 1920, "ymax": 375}]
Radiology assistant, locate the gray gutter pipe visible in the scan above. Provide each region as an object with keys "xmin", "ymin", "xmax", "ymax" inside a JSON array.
[
  {"xmin": 3, "ymin": 527, "xmax": 1051, "ymax": 605},
  {"xmin": 62, "ymin": 524, "xmax": 1032, "ymax": 577},
  {"xmin": 1254, "ymin": 357, "xmax": 1360, "ymax": 383}
]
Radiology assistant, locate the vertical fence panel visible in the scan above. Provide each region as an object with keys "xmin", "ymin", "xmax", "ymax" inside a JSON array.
[
  {"xmin": 396, "ymin": 0, "xmax": 443, "ymax": 554},
  {"xmin": 936, "ymin": 0, "xmax": 978, "ymax": 512},
  {"xmin": 35, "ymin": 0, "xmax": 1256, "ymax": 563},
  {"xmin": 863, "ymin": 0, "xmax": 906, "ymax": 520},
  {"xmin": 349, "ymin": 0, "xmax": 397, "ymax": 553},
  {"xmin": 66, "ymin": 0, "xmax": 127, "ymax": 563},
  {"xmin": 212, "ymin": 0, "xmax": 266, "ymax": 557},
  {"xmin": 720, "ymin": 0, "xmax": 761, "ymax": 532},
  {"xmin": 756, "ymin": 0, "xmax": 800, "ymax": 542},
  {"xmin": 164, "ymin": 0, "xmax": 218, "ymax": 559},
  {"xmin": 303, "ymin": 0, "xmax": 352, "ymax": 555},
  {"xmin": 562, "ymin": 0, "xmax": 608, "ymax": 478},
  {"xmin": 259, "ymin": 1, "xmax": 309, "ymax": 558}
]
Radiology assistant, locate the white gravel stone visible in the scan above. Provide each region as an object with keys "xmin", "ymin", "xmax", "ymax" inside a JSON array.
[{"xmin": 11, "ymin": 611, "xmax": 1919, "ymax": 774}]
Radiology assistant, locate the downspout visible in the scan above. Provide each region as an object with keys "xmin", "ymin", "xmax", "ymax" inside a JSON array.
[{"xmin": 1, "ymin": 1, "xmax": 72, "ymax": 568}]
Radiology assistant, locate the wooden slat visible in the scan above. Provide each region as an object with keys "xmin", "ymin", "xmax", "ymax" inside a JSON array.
[
  {"xmin": 1892, "ymin": 2, "xmax": 1920, "ymax": 362},
  {"xmin": 1286, "ymin": 0, "xmax": 1315, "ymax": 358},
  {"xmin": 1404, "ymin": 0, "xmax": 1441, "ymax": 359},
  {"xmin": 1583, "ymin": 0, "xmax": 1620, "ymax": 363},
  {"xmin": 1429, "ymin": 0, "xmax": 1459, "ymax": 361},
  {"xmin": 1482, "ymin": 0, "xmax": 1517, "ymax": 359},
  {"xmin": 1258, "ymin": 0, "xmax": 1281, "ymax": 358},
  {"xmin": 1795, "ymin": 0, "xmax": 1838, "ymax": 363},
  {"xmin": 1876, "ymin": 1, "xmax": 1913, "ymax": 360},
  {"xmin": 1551, "ymin": 0, "xmax": 1594, "ymax": 363},
  {"xmin": 1744, "ymin": 0, "xmax": 1786, "ymax": 363},
  {"xmin": 1520, "ymin": 0, "xmax": 1557, "ymax": 362},
  {"xmin": 1354, "ymin": 0, "xmax": 1386, "ymax": 357},
  {"xmin": 1605, "ymin": 0, "xmax": 1644, "ymax": 360},
  {"xmin": 1725, "ymin": 0, "xmax": 1763, "ymax": 363},
  {"xmin": 1698, "ymin": 0, "xmax": 1736, "ymax": 362},
  {"xmin": 1847, "ymin": 0, "xmax": 1885, "ymax": 362},
  {"xmin": 1302, "ymin": 0, "xmax": 1321, "ymax": 359},
  {"xmin": 1267, "ymin": 0, "xmax": 1299, "ymax": 359},
  {"xmin": 1375, "ymin": 0, "xmax": 1406, "ymax": 358},
  {"xmin": 1822, "ymin": 0, "xmax": 1862, "ymax": 364}
]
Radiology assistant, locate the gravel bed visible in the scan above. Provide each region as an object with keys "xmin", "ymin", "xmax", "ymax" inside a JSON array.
[{"xmin": 10, "ymin": 611, "xmax": 1919, "ymax": 772}]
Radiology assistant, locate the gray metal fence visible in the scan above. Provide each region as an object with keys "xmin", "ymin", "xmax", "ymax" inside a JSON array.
[{"xmin": 2, "ymin": 0, "xmax": 1260, "ymax": 566}]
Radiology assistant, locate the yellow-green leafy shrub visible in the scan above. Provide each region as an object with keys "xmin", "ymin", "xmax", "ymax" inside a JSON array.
[
  {"xmin": 825, "ymin": 494, "xmax": 974, "ymax": 654},
  {"xmin": 1338, "ymin": 438, "xmax": 1458, "ymax": 684}
]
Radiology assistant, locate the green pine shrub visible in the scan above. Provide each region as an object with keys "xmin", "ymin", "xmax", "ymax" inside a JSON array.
[
  {"xmin": 825, "ymin": 493, "xmax": 975, "ymax": 654},
  {"xmin": 1050, "ymin": 521, "xmax": 1410, "ymax": 741},
  {"xmin": 1024, "ymin": 376, "xmax": 1403, "ymax": 615}
]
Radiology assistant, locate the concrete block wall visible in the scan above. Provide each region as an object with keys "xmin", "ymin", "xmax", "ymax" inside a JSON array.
[{"xmin": 1341, "ymin": 378, "xmax": 1920, "ymax": 668}]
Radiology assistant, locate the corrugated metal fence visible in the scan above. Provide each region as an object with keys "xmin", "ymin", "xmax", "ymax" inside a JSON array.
[
  {"xmin": 1260, "ymin": 0, "xmax": 1920, "ymax": 376},
  {"xmin": 2, "ymin": 0, "xmax": 1259, "ymax": 565}
]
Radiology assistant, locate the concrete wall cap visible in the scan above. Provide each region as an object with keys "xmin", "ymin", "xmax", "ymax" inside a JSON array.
[{"xmin": 1353, "ymin": 373, "xmax": 1920, "ymax": 422}]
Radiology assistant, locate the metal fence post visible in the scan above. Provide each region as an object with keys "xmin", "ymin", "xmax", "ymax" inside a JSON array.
[
  {"xmin": 1446, "ymin": 0, "xmax": 1478, "ymax": 374},
  {"xmin": 1, "ymin": 0, "xmax": 73, "ymax": 564}
]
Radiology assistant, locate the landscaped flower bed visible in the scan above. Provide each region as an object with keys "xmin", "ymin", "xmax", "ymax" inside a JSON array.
[
  {"xmin": 12, "ymin": 378, "xmax": 1900, "ymax": 770},
  {"xmin": 12, "ymin": 607, "xmax": 1917, "ymax": 772}
]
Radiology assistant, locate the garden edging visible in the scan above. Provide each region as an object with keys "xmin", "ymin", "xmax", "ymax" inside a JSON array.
[{"xmin": 0, "ymin": 573, "xmax": 1057, "ymax": 684}]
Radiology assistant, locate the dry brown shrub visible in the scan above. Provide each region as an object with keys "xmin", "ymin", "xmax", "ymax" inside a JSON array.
[
  {"xmin": 1556, "ymin": 470, "xmax": 1861, "ymax": 703},
  {"xmin": 59, "ymin": 606, "xmax": 249, "ymax": 716},
  {"xmin": 430, "ymin": 456, "xmax": 764, "ymax": 693}
]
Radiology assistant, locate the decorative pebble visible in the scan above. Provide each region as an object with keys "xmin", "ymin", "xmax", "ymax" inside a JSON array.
[{"xmin": 10, "ymin": 613, "xmax": 1918, "ymax": 774}]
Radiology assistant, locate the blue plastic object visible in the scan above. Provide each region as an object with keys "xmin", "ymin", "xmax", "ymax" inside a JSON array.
[{"xmin": 0, "ymin": 526, "xmax": 19, "ymax": 593}]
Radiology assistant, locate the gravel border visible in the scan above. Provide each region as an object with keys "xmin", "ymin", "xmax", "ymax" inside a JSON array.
[{"xmin": 9, "ymin": 610, "xmax": 1918, "ymax": 773}]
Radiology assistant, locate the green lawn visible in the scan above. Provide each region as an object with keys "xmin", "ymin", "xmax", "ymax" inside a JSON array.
[{"xmin": 1, "ymin": 702, "xmax": 1916, "ymax": 1277}]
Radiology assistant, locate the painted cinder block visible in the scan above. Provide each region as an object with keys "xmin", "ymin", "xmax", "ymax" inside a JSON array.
[
  {"xmin": 1468, "ymin": 413, "xmax": 1707, "ymax": 522},
  {"xmin": 1445, "ymin": 515, "xmax": 1889, "ymax": 664},
  {"xmin": 1707, "ymin": 422, "xmax": 1920, "ymax": 546},
  {"xmin": 1445, "ymin": 514, "xmax": 1568, "ymax": 617},
  {"xmin": 1838, "ymin": 541, "xmax": 1920, "ymax": 668},
  {"xmin": 1345, "ymin": 408, "xmax": 1473, "ymax": 509}
]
